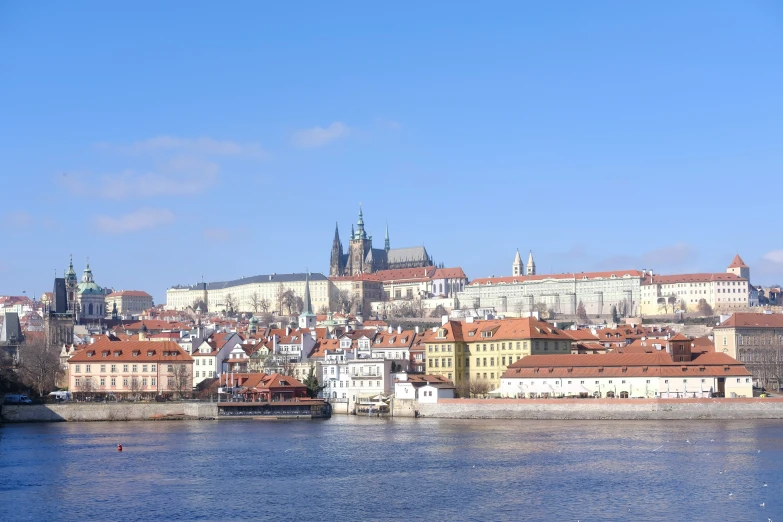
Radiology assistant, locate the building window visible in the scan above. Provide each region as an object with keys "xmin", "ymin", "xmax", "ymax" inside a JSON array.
[
  {"xmin": 75, "ymin": 365, "xmax": 81, "ymax": 373},
  {"xmin": 100, "ymin": 378, "xmax": 105, "ymax": 387},
  {"xmin": 168, "ymin": 364, "xmax": 173, "ymax": 372},
  {"xmin": 100, "ymin": 365, "xmax": 106, "ymax": 372},
  {"xmin": 110, "ymin": 378, "xmax": 116, "ymax": 386},
  {"xmin": 123, "ymin": 378, "xmax": 128, "ymax": 386}
]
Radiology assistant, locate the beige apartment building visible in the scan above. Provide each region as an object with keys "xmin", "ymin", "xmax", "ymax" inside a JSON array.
[
  {"xmin": 105, "ymin": 290, "xmax": 154, "ymax": 316},
  {"xmin": 639, "ymin": 255, "xmax": 751, "ymax": 315},
  {"xmin": 713, "ymin": 312, "xmax": 783, "ymax": 389},
  {"xmin": 68, "ymin": 340, "xmax": 194, "ymax": 399},
  {"xmin": 420, "ymin": 317, "xmax": 573, "ymax": 388}
]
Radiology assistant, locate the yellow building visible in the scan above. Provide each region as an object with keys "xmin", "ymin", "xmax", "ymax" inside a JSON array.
[
  {"xmin": 105, "ymin": 290, "xmax": 154, "ymax": 316},
  {"xmin": 713, "ymin": 312, "xmax": 783, "ymax": 388},
  {"xmin": 421, "ymin": 317, "xmax": 573, "ymax": 389}
]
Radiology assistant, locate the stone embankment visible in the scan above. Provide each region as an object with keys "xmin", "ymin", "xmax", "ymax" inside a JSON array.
[
  {"xmin": 0, "ymin": 402, "xmax": 219, "ymax": 423},
  {"xmin": 400, "ymin": 398, "xmax": 783, "ymax": 420}
]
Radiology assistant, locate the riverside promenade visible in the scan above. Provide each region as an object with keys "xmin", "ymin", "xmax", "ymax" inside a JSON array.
[
  {"xmin": 392, "ymin": 397, "xmax": 783, "ymax": 420},
  {"xmin": 6, "ymin": 398, "xmax": 783, "ymax": 422}
]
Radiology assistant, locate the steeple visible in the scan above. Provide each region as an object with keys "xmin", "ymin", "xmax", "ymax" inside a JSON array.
[
  {"xmin": 298, "ymin": 272, "xmax": 316, "ymax": 329},
  {"xmin": 355, "ymin": 204, "xmax": 366, "ymax": 239},
  {"xmin": 330, "ymin": 222, "xmax": 345, "ymax": 276},
  {"xmin": 303, "ymin": 272, "xmax": 313, "ymax": 314},
  {"xmin": 333, "ymin": 222, "xmax": 341, "ymax": 244},
  {"xmin": 384, "ymin": 222, "xmax": 390, "ymax": 252},
  {"xmin": 82, "ymin": 257, "xmax": 94, "ymax": 283},
  {"xmin": 512, "ymin": 249, "xmax": 523, "ymax": 276},
  {"xmin": 526, "ymin": 251, "xmax": 536, "ymax": 276}
]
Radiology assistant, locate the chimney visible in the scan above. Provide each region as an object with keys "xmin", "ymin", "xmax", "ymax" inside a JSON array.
[
  {"xmin": 414, "ymin": 326, "xmax": 420, "ymax": 334},
  {"xmin": 397, "ymin": 325, "xmax": 402, "ymax": 334},
  {"xmin": 286, "ymin": 326, "xmax": 291, "ymax": 336},
  {"xmin": 388, "ymin": 325, "xmax": 393, "ymax": 334}
]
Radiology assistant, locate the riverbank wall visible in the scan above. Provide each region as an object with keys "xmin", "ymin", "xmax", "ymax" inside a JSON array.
[
  {"xmin": 0, "ymin": 403, "xmax": 219, "ymax": 423},
  {"xmin": 401, "ymin": 398, "xmax": 783, "ymax": 420}
]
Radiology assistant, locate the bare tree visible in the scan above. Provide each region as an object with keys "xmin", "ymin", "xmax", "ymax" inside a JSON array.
[
  {"xmin": 171, "ymin": 364, "xmax": 191, "ymax": 399},
  {"xmin": 666, "ymin": 294, "xmax": 677, "ymax": 314},
  {"xmin": 337, "ymin": 289, "xmax": 356, "ymax": 315},
  {"xmin": 81, "ymin": 377, "xmax": 94, "ymax": 401},
  {"xmin": 513, "ymin": 300, "xmax": 525, "ymax": 317},
  {"xmin": 17, "ymin": 337, "xmax": 62, "ymax": 398},
  {"xmin": 678, "ymin": 299, "xmax": 688, "ymax": 313},
  {"xmin": 576, "ymin": 300, "xmax": 589, "ymax": 324},
  {"xmin": 697, "ymin": 299, "xmax": 714, "ymax": 316},
  {"xmin": 292, "ymin": 295, "xmax": 304, "ymax": 315},
  {"xmin": 276, "ymin": 283, "xmax": 286, "ymax": 315},
  {"xmin": 129, "ymin": 375, "xmax": 142, "ymax": 401},
  {"xmin": 468, "ymin": 378, "xmax": 491, "ymax": 398},
  {"xmin": 617, "ymin": 299, "xmax": 628, "ymax": 317},
  {"xmin": 260, "ymin": 298, "xmax": 270, "ymax": 314},
  {"xmin": 281, "ymin": 290, "xmax": 296, "ymax": 315},
  {"xmin": 430, "ymin": 304, "xmax": 448, "ymax": 318},
  {"xmin": 318, "ymin": 305, "xmax": 329, "ymax": 315},
  {"xmin": 250, "ymin": 292, "xmax": 261, "ymax": 313},
  {"xmin": 192, "ymin": 298, "xmax": 208, "ymax": 313},
  {"xmin": 454, "ymin": 378, "xmax": 471, "ymax": 398},
  {"xmin": 224, "ymin": 293, "xmax": 238, "ymax": 315}
]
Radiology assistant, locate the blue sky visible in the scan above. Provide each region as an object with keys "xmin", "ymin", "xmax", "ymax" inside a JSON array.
[{"xmin": 1, "ymin": 2, "xmax": 782, "ymax": 302}]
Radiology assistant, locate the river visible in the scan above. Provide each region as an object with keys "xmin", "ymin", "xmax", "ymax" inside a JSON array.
[{"xmin": 0, "ymin": 417, "xmax": 781, "ymax": 521}]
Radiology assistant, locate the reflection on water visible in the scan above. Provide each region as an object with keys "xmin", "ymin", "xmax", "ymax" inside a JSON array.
[{"xmin": 1, "ymin": 417, "xmax": 782, "ymax": 521}]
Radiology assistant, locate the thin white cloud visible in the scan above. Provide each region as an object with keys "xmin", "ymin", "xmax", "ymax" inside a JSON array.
[
  {"xmin": 62, "ymin": 156, "xmax": 219, "ymax": 200},
  {"xmin": 292, "ymin": 122, "xmax": 350, "ymax": 149},
  {"xmin": 95, "ymin": 208, "xmax": 175, "ymax": 233},
  {"xmin": 202, "ymin": 227, "xmax": 232, "ymax": 242},
  {"xmin": 97, "ymin": 136, "xmax": 267, "ymax": 159},
  {"xmin": 5, "ymin": 211, "xmax": 34, "ymax": 227},
  {"xmin": 763, "ymin": 250, "xmax": 783, "ymax": 264}
]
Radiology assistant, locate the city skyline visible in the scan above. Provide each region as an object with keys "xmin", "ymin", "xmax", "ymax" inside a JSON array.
[{"xmin": 2, "ymin": 2, "xmax": 782, "ymax": 300}]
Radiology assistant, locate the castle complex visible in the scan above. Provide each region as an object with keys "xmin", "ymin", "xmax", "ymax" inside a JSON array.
[{"xmin": 329, "ymin": 206, "xmax": 432, "ymax": 276}]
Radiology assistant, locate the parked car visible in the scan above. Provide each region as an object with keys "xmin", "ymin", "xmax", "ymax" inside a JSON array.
[
  {"xmin": 4, "ymin": 394, "xmax": 33, "ymax": 404},
  {"xmin": 49, "ymin": 391, "xmax": 73, "ymax": 402}
]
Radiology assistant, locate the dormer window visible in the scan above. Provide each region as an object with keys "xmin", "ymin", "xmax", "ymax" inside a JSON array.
[
  {"xmin": 102, "ymin": 351, "xmax": 109, "ymax": 357},
  {"xmin": 114, "ymin": 351, "xmax": 121, "ymax": 357},
  {"xmin": 132, "ymin": 351, "xmax": 140, "ymax": 357}
]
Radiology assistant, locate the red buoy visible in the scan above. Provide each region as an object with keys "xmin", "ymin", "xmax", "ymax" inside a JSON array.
[{"xmin": 117, "ymin": 444, "xmax": 123, "ymax": 452}]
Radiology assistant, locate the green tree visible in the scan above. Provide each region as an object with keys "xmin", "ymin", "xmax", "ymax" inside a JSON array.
[
  {"xmin": 303, "ymin": 366, "xmax": 326, "ymax": 399},
  {"xmin": 611, "ymin": 305, "xmax": 619, "ymax": 324},
  {"xmin": 576, "ymin": 300, "xmax": 589, "ymax": 324}
]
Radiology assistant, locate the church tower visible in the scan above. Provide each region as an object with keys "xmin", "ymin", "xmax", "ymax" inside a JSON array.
[
  {"xmin": 526, "ymin": 251, "xmax": 536, "ymax": 276},
  {"xmin": 384, "ymin": 223, "xmax": 390, "ymax": 252},
  {"xmin": 329, "ymin": 223, "xmax": 345, "ymax": 276},
  {"xmin": 349, "ymin": 205, "xmax": 372, "ymax": 275},
  {"xmin": 298, "ymin": 273, "xmax": 316, "ymax": 330},
  {"xmin": 727, "ymin": 254, "xmax": 750, "ymax": 281},
  {"xmin": 512, "ymin": 249, "xmax": 523, "ymax": 276},
  {"xmin": 65, "ymin": 254, "xmax": 78, "ymax": 313}
]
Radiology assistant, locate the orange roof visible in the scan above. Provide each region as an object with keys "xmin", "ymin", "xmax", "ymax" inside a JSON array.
[
  {"xmin": 68, "ymin": 340, "xmax": 193, "ymax": 363},
  {"xmin": 470, "ymin": 270, "xmax": 643, "ymax": 286},
  {"xmin": 107, "ymin": 290, "xmax": 152, "ymax": 298},
  {"xmin": 642, "ymin": 273, "xmax": 746, "ymax": 285},
  {"xmin": 728, "ymin": 254, "xmax": 748, "ymax": 268},
  {"xmin": 717, "ymin": 313, "xmax": 783, "ymax": 328},
  {"xmin": 372, "ymin": 266, "xmax": 437, "ymax": 282},
  {"xmin": 432, "ymin": 267, "xmax": 467, "ymax": 280},
  {"xmin": 504, "ymin": 351, "xmax": 749, "ymax": 378}
]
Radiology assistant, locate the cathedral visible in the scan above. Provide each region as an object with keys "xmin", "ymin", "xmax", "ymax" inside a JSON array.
[{"xmin": 330, "ymin": 207, "xmax": 432, "ymax": 276}]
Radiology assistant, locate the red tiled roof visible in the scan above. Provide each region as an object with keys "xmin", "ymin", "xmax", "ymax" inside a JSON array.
[
  {"xmin": 432, "ymin": 267, "xmax": 467, "ymax": 280},
  {"xmin": 728, "ymin": 254, "xmax": 748, "ymax": 268},
  {"xmin": 717, "ymin": 313, "xmax": 783, "ymax": 329},
  {"xmin": 68, "ymin": 340, "xmax": 193, "ymax": 363},
  {"xmin": 504, "ymin": 351, "xmax": 749, "ymax": 378},
  {"xmin": 642, "ymin": 273, "xmax": 746, "ymax": 285},
  {"xmin": 470, "ymin": 270, "xmax": 643, "ymax": 286},
  {"xmin": 107, "ymin": 290, "xmax": 152, "ymax": 298}
]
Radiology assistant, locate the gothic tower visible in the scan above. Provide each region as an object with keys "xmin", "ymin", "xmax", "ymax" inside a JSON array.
[
  {"xmin": 329, "ymin": 223, "xmax": 344, "ymax": 276},
  {"xmin": 512, "ymin": 249, "xmax": 523, "ymax": 276},
  {"xmin": 527, "ymin": 251, "xmax": 536, "ymax": 276},
  {"xmin": 65, "ymin": 254, "xmax": 78, "ymax": 313},
  {"xmin": 349, "ymin": 205, "xmax": 372, "ymax": 275},
  {"xmin": 384, "ymin": 223, "xmax": 390, "ymax": 252}
]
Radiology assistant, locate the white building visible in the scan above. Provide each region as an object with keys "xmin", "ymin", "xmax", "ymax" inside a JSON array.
[
  {"xmin": 191, "ymin": 332, "xmax": 243, "ymax": 387},
  {"xmin": 459, "ymin": 269, "xmax": 643, "ymax": 317},
  {"xmin": 498, "ymin": 349, "xmax": 752, "ymax": 399},
  {"xmin": 394, "ymin": 374, "xmax": 455, "ymax": 403}
]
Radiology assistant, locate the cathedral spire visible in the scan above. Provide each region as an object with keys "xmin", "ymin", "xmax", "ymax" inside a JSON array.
[
  {"xmin": 303, "ymin": 272, "xmax": 313, "ymax": 315},
  {"xmin": 355, "ymin": 204, "xmax": 366, "ymax": 239},
  {"xmin": 384, "ymin": 222, "xmax": 390, "ymax": 252},
  {"xmin": 333, "ymin": 222, "xmax": 340, "ymax": 243}
]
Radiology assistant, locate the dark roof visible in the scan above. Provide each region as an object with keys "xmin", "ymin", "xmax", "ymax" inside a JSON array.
[
  {"xmin": 1, "ymin": 313, "xmax": 23, "ymax": 344},
  {"xmin": 170, "ymin": 272, "xmax": 328, "ymax": 290}
]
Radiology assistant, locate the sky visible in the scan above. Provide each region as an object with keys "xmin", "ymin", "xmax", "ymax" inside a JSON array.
[{"xmin": 1, "ymin": 1, "xmax": 782, "ymax": 303}]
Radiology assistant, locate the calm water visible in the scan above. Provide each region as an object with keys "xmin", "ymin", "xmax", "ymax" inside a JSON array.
[{"xmin": 1, "ymin": 416, "xmax": 782, "ymax": 521}]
